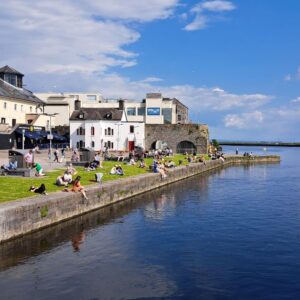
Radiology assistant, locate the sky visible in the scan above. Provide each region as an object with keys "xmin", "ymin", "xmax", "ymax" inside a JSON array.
[{"xmin": 1, "ymin": 0, "xmax": 300, "ymax": 141}]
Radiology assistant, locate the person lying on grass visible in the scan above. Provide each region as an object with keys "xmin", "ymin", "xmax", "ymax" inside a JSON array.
[
  {"xmin": 29, "ymin": 184, "xmax": 48, "ymax": 195},
  {"xmin": 64, "ymin": 176, "xmax": 88, "ymax": 200}
]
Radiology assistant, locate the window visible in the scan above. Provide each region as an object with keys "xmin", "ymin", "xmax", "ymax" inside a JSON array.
[
  {"xmin": 30, "ymin": 106, "xmax": 32, "ymax": 112},
  {"xmin": 130, "ymin": 125, "xmax": 134, "ymax": 133},
  {"xmin": 177, "ymin": 114, "xmax": 182, "ymax": 121},
  {"xmin": 87, "ymin": 95, "xmax": 97, "ymax": 101},
  {"xmin": 3, "ymin": 102, "xmax": 7, "ymax": 109},
  {"xmin": 4, "ymin": 74, "xmax": 17, "ymax": 86},
  {"xmin": 1, "ymin": 118, "xmax": 6, "ymax": 124},
  {"xmin": 137, "ymin": 107, "xmax": 145, "ymax": 116},
  {"xmin": 91, "ymin": 126, "xmax": 95, "ymax": 136},
  {"xmin": 14, "ymin": 104, "xmax": 17, "ymax": 111},
  {"xmin": 106, "ymin": 141, "xmax": 114, "ymax": 149},
  {"xmin": 162, "ymin": 108, "xmax": 172, "ymax": 124},
  {"xmin": 77, "ymin": 127, "xmax": 85, "ymax": 135},
  {"xmin": 127, "ymin": 107, "xmax": 136, "ymax": 116},
  {"xmin": 12, "ymin": 119, "xmax": 16, "ymax": 127},
  {"xmin": 91, "ymin": 141, "xmax": 95, "ymax": 148},
  {"xmin": 105, "ymin": 127, "xmax": 114, "ymax": 136}
]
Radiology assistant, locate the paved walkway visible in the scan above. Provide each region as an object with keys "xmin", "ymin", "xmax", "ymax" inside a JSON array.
[{"xmin": 0, "ymin": 149, "xmax": 73, "ymax": 171}]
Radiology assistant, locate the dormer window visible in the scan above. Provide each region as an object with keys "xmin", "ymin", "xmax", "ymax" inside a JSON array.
[
  {"xmin": 104, "ymin": 112, "xmax": 112, "ymax": 119},
  {"xmin": 79, "ymin": 112, "xmax": 84, "ymax": 119}
]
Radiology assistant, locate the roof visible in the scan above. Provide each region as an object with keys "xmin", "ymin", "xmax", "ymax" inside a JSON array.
[
  {"xmin": 0, "ymin": 78, "xmax": 45, "ymax": 104},
  {"xmin": 0, "ymin": 65, "xmax": 24, "ymax": 76},
  {"xmin": 70, "ymin": 108, "xmax": 123, "ymax": 121}
]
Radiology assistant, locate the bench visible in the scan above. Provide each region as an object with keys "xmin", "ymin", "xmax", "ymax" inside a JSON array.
[{"xmin": 5, "ymin": 168, "xmax": 36, "ymax": 177}]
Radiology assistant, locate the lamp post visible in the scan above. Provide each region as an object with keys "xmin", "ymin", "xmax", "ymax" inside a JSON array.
[
  {"xmin": 22, "ymin": 129, "xmax": 25, "ymax": 150},
  {"xmin": 42, "ymin": 113, "xmax": 58, "ymax": 160}
]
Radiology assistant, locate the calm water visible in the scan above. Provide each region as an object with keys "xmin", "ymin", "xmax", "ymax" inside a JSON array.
[{"xmin": 0, "ymin": 147, "xmax": 300, "ymax": 300}]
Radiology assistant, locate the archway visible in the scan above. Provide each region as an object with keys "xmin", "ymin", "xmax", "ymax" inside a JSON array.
[{"xmin": 176, "ymin": 140, "xmax": 196, "ymax": 154}]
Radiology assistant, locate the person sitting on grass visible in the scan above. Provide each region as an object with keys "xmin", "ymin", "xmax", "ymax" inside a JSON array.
[
  {"xmin": 67, "ymin": 163, "xmax": 77, "ymax": 175},
  {"xmin": 116, "ymin": 165, "xmax": 124, "ymax": 176},
  {"xmin": 29, "ymin": 184, "xmax": 48, "ymax": 195},
  {"xmin": 139, "ymin": 159, "xmax": 146, "ymax": 168},
  {"xmin": 110, "ymin": 165, "xmax": 117, "ymax": 175},
  {"xmin": 165, "ymin": 160, "xmax": 176, "ymax": 168},
  {"xmin": 34, "ymin": 162, "xmax": 45, "ymax": 176},
  {"xmin": 56, "ymin": 171, "xmax": 72, "ymax": 187},
  {"xmin": 64, "ymin": 176, "xmax": 88, "ymax": 200},
  {"xmin": 84, "ymin": 161, "xmax": 97, "ymax": 171},
  {"xmin": 129, "ymin": 157, "xmax": 136, "ymax": 165}
]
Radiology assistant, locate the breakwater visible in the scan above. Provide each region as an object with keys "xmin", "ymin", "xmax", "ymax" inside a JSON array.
[{"xmin": 0, "ymin": 155, "xmax": 280, "ymax": 243}]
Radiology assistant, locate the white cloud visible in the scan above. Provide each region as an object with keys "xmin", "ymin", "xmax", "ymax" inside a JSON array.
[
  {"xmin": 291, "ymin": 97, "xmax": 300, "ymax": 103},
  {"xmin": 0, "ymin": 0, "xmax": 178, "ymax": 75},
  {"xmin": 201, "ymin": 0, "xmax": 236, "ymax": 11},
  {"xmin": 83, "ymin": 0, "xmax": 179, "ymax": 22},
  {"xmin": 184, "ymin": 0, "xmax": 236, "ymax": 31},
  {"xmin": 224, "ymin": 111, "xmax": 263, "ymax": 129},
  {"xmin": 140, "ymin": 77, "xmax": 164, "ymax": 83}
]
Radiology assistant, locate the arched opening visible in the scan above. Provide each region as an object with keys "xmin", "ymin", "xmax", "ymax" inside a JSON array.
[
  {"xmin": 150, "ymin": 140, "xmax": 168, "ymax": 150},
  {"xmin": 177, "ymin": 141, "xmax": 196, "ymax": 154}
]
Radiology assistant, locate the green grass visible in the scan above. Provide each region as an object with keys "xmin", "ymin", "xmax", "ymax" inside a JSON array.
[{"xmin": 0, "ymin": 154, "xmax": 209, "ymax": 203}]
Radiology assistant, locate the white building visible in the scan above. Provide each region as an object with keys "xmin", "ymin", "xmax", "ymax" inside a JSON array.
[
  {"xmin": 37, "ymin": 92, "xmax": 189, "ymax": 127},
  {"xmin": 70, "ymin": 107, "xmax": 145, "ymax": 151}
]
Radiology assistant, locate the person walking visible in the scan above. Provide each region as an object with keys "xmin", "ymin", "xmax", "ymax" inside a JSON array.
[{"xmin": 54, "ymin": 148, "xmax": 59, "ymax": 162}]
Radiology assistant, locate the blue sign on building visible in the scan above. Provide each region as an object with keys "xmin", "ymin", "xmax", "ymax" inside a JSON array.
[{"xmin": 147, "ymin": 107, "xmax": 160, "ymax": 115}]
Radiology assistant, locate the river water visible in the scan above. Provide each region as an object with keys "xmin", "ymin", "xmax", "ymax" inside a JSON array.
[{"xmin": 0, "ymin": 146, "xmax": 300, "ymax": 300}]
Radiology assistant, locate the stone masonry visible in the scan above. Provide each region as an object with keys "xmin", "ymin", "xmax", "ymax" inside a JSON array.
[{"xmin": 145, "ymin": 123, "xmax": 209, "ymax": 153}]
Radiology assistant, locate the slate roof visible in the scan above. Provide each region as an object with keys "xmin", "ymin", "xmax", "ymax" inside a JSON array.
[
  {"xmin": 0, "ymin": 78, "xmax": 45, "ymax": 104},
  {"xmin": 0, "ymin": 65, "xmax": 24, "ymax": 76},
  {"xmin": 70, "ymin": 108, "xmax": 123, "ymax": 121}
]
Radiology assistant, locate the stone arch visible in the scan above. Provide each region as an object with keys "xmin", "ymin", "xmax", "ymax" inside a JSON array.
[
  {"xmin": 150, "ymin": 141, "xmax": 157, "ymax": 150},
  {"xmin": 176, "ymin": 140, "xmax": 196, "ymax": 154}
]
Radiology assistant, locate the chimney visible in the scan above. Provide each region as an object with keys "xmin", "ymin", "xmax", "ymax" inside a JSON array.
[
  {"xmin": 118, "ymin": 99, "xmax": 124, "ymax": 110},
  {"xmin": 75, "ymin": 99, "xmax": 81, "ymax": 110}
]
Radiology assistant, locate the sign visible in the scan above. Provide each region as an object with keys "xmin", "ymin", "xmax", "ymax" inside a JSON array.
[
  {"xmin": 147, "ymin": 107, "xmax": 160, "ymax": 116},
  {"xmin": 47, "ymin": 134, "xmax": 53, "ymax": 140}
]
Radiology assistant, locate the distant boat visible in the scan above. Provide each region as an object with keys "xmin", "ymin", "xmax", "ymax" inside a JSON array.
[{"xmin": 263, "ymin": 147, "xmax": 267, "ymax": 151}]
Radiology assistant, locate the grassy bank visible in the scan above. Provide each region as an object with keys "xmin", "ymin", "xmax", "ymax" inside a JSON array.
[{"xmin": 0, "ymin": 155, "xmax": 204, "ymax": 203}]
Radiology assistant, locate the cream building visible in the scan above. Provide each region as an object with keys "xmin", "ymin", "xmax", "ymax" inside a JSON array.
[{"xmin": 37, "ymin": 92, "xmax": 189, "ymax": 127}]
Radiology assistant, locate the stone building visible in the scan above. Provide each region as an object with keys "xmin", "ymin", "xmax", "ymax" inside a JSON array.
[{"xmin": 145, "ymin": 124, "xmax": 209, "ymax": 154}]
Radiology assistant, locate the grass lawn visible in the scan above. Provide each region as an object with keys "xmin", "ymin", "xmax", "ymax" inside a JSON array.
[{"xmin": 0, "ymin": 154, "xmax": 209, "ymax": 203}]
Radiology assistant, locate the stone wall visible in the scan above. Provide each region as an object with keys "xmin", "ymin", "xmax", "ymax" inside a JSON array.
[
  {"xmin": 0, "ymin": 155, "xmax": 280, "ymax": 243},
  {"xmin": 145, "ymin": 123, "xmax": 209, "ymax": 153}
]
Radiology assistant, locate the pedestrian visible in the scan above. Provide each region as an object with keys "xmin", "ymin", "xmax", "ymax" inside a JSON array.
[
  {"xmin": 54, "ymin": 148, "xmax": 59, "ymax": 162},
  {"xmin": 24, "ymin": 150, "xmax": 34, "ymax": 168},
  {"xmin": 236, "ymin": 148, "xmax": 239, "ymax": 155}
]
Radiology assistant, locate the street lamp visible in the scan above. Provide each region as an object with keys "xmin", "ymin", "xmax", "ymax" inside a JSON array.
[
  {"xmin": 22, "ymin": 129, "xmax": 25, "ymax": 150},
  {"xmin": 42, "ymin": 113, "xmax": 58, "ymax": 160}
]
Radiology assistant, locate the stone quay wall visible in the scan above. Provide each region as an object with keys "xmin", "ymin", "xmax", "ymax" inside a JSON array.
[{"xmin": 0, "ymin": 155, "xmax": 280, "ymax": 243}]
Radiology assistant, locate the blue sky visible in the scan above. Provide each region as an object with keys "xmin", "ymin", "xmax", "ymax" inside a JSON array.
[{"xmin": 1, "ymin": 0, "xmax": 300, "ymax": 141}]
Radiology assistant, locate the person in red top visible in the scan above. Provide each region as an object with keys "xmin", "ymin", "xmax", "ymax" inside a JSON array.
[{"xmin": 65, "ymin": 176, "xmax": 88, "ymax": 200}]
